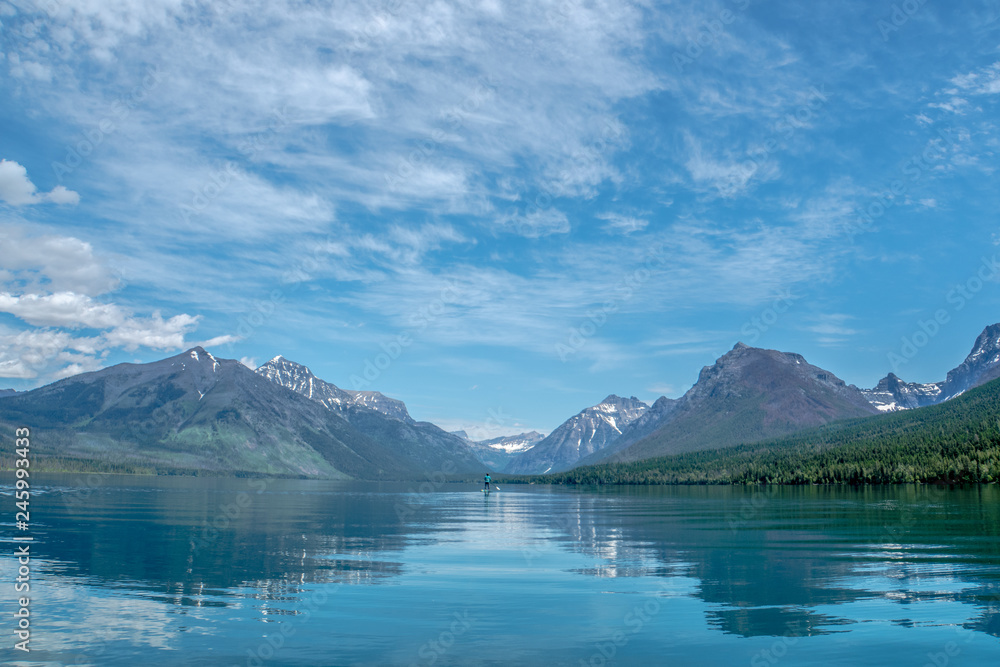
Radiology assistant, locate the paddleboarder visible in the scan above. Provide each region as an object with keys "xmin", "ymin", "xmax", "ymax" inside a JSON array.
[{"xmin": 484, "ymin": 473, "xmax": 491, "ymax": 493}]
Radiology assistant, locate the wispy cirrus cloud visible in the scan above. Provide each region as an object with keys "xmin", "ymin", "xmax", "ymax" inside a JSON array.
[
  {"xmin": 3, "ymin": 0, "xmax": 1000, "ymax": 431},
  {"xmin": 597, "ymin": 212, "xmax": 649, "ymax": 235}
]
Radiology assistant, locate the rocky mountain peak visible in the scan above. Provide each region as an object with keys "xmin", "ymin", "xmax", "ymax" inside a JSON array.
[
  {"xmin": 867, "ymin": 323, "xmax": 1000, "ymax": 412},
  {"xmin": 504, "ymin": 396, "xmax": 648, "ymax": 474},
  {"xmin": 595, "ymin": 394, "xmax": 646, "ymax": 411},
  {"xmin": 255, "ymin": 356, "xmax": 414, "ymax": 423},
  {"xmin": 692, "ymin": 345, "xmax": 849, "ymax": 400},
  {"xmin": 942, "ymin": 323, "xmax": 1000, "ymax": 399}
]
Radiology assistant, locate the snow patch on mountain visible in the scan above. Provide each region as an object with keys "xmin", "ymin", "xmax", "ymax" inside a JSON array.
[
  {"xmin": 504, "ymin": 395, "xmax": 648, "ymax": 474},
  {"xmin": 863, "ymin": 323, "xmax": 1000, "ymax": 412},
  {"xmin": 255, "ymin": 356, "xmax": 413, "ymax": 423}
]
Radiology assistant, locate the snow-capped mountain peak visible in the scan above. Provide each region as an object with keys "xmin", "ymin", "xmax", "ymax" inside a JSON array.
[
  {"xmin": 863, "ymin": 323, "xmax": 1000, "ymax": 412},
  {"xmin": 255, "ymin": 356, "xmax": 414, "ymax": 423},
  {"xmin": 504, "ymin": 395, "xmax": 648, "ymax": 474}
]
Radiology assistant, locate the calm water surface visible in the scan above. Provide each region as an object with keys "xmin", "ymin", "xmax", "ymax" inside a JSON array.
[{"xmin": 2, "ymin": 475, "xmax": 999, "ymax": 665}]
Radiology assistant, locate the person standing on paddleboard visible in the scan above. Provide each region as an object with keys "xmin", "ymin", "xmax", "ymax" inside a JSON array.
[{"xmin": 484, "ymin": 473, "xmax": 491, "ymax": 493}]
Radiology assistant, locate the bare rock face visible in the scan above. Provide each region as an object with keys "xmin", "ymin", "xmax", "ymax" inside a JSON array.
[
  {"xmin": 256, "ymin": 356, "xmax": 414, "ymax": 423},
  {"xmin": 862, "ymin": 323, "xmax": 1000, "ymax": 412},
  {"xmin": 603, "ymin": 343, "xmax": 878, "ymax": 463}
]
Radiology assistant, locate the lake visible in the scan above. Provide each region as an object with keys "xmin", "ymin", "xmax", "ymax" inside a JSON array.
[{"xmin": 2, "ymin": 475, "xmax": 999, "ymax": 665}]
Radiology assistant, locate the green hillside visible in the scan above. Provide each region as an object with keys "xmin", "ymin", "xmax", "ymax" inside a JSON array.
[{"xmin": 513, "ymin": 377, "xmax": 1000, "ymax": 485}]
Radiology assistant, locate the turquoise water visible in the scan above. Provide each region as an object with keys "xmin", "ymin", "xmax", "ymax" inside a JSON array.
[{"xmin": 2, "ymin": 476, "xmax": 999, "ymax": 665}]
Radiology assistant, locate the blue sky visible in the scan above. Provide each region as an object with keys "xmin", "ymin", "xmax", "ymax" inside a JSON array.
[{"xmin": 1, "ymin": 0, "xmax": 999, "ymax": 437}]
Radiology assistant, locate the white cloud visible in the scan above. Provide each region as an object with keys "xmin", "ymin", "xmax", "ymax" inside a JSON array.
[
  {"xmin": 0, "ymin": 292, "xmax": 123, "ymax": 328},
  {"xmin": 803, "ymin": 314, "xmax": 859, "ymax": 346},
  {"xmin": 0, "ymin": 160, "xmax": 80, "ymax": 206},
  {"xmin": 103, "ymin": 312, "xmax": 200, "ymax": 351},
  {"xmin": 5, "ymin": 0, "xmax": 981, "ymax": 398},
  {"xmin": 950, "ymin": 62, "xmax": 1000, "ymax": 95},
  {"xmin": 46, "ymin": 185, "xmax": 81, "ymax": 205},
  {"xmin": 0, "ymin": 359, "xmax": 36, "ymax": 379},
  {"xmin": 220, "ymin": 60, "xmax": 374, "ymax": 125},
  {"xmin": 6, "ymin": 0, "xmax": 659, "ymax": 230},
  {"xmin": 0, "ymin": 329, "xmax": 79, "ymax": 379},
  {"xmin": 6, "ymin": 53, "xmax": 53, "ymax": 82},
  {"xmin": 597, "ymin": 212, "xmax": 649, "ymax": 235},
  {"xmin": 51, "ymin": 355, "xmax": 107, "ymax": 380},
  {"xmin": 497, "ymin": 208, "xmax": 571, "ymax": 238},
  {"xmin": 196, "ymin": 334, "xmax": 242, "ymax": 349},
  {"xmin": 0, "ymin": 229, "xmax": 119, "ymax": 296},
  {"xmin": 0, "ymin": 160, "xmax": 35, "ymax": 205},
  {"xmin": 681, "ymin": 131, "xmax": 786, "ymax": 199},
  {"xmin": 928, "ymin": 97, "xmax": 969, "ymax": 114},
  {"xmin": 0, "ymin": 303, "xmax": 202, "ymax": 379},
  {"xmin": 646, "ymin": 382, "xmax": 678, "ymax": 396},
  {"xmin": 373, "ymin": 223, "xmax": 471, "ymax": 265},
  {"xmin": 239, "ymin": 356, "xmax": 258, "ymax": 370},
  {"xmin": 34, "ymin": 0, "xmax": 191, "ymax": 62},
  {"xmin": 321, "ymin": 217, "xmax": 835, "ymax": 372},
  {"xmin": 0, "ymin": 230, "xmax": 206, "ymax": 381}
]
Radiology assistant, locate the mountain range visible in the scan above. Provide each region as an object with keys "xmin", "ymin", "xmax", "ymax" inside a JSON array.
[
  {"xmin": 0, "ymin": 349, "xmax": 481, "ymax": 479},
  {"xmin": 502, "ymin": 323, "xmax": 1000, "ymax": 474},
  {"xmin": 253, "ymin": 355, "xmax": 483, "ymax": 474},
  {"xmin": 2, "ymin": 323, "xmax": 999, "ymax": 480},
  {"xmin": 256, "ymin": 355, "xmax": 414, "ymax": 422},
  {"xmin": 861, "ymin": 324, "xmax": 1000, "ymax": 412}
]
